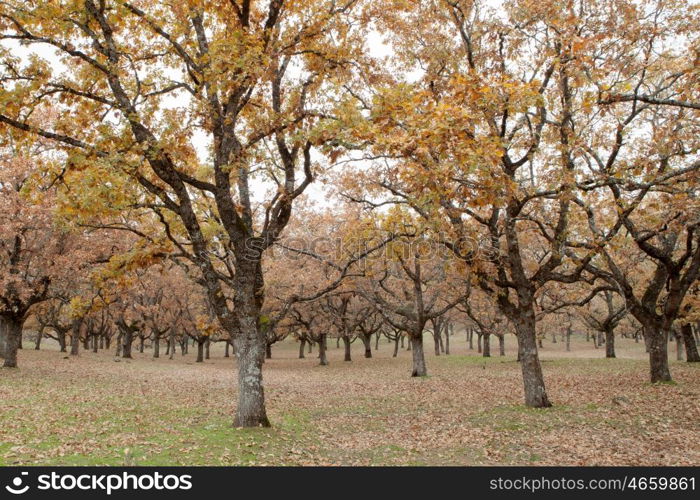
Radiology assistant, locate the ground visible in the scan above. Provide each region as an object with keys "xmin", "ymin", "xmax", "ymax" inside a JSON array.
[{"xmin": 0, "ymin": 334, "xmax": 698, "ymax": 466}]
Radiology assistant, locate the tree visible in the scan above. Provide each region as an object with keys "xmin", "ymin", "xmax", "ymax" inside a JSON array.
[{"xmin": 0, "ymin": 0, "xmax": 373, "ymax": 426}]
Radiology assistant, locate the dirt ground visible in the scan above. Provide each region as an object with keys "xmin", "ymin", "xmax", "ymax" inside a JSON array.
[{"xmin": 0, "ymin": 333, "xmax": 698, "ymax": 465}]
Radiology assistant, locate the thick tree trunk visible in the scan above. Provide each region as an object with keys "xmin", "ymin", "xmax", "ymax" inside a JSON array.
[
  {"xmin": 483, "ymin": 332, "xmax": 491, "ymax": 357},
  {"xmin": 224, "ymin": 339, "xmax": 230, "ymax": 358},
  {"xmin": 122, "ymin": 330, "xmax": 133, "ymax": 359},
  {"xmin": 298, "ymin": 339, "xmax": 306, "ymax": 359},
  {"xmin": 468, "ymin": 328, "xmax": 473, "ymax": 350},
  {"xmin": 139, "ymin": 336, "xmax": 145, "ymax": 353},
  {"xmin": 265, "ymin": 342, "xmax": 272, "ymax": 360},
  {"xmin": 401, "ymin": 335, "xmax": 405, "ymax": 348},
  {"xmin": 498, "ymin": 334, "xmax": 505, "ymax": 356},
  {"xmin": 605, "ymin": 328, "xmax": 615, "ymax": 358},
  {"xmin": 565, "ymin": 327, "xmax": 571, "ymax": 352},
  {"xmin": 196, "ymin": 340, "xmax": 204, "ymax": 362},
  {"xmin": 681, "ymin": 323, "xmax": 700, "ymax": 362},
  {"xmin": 70, "ymin": 319, "xmax": 81, "ymax": 356},
  {"xmin": 393, "ymin": 336, "xmax": 400, "ymax": 357},
  {"xmin": 375, "ymin": 333, "xmax": 380, "ymax": 350},
  {"xmin": 648, "ymin": 327, "xmax": 672, "ymax": 383},
  {"xmin": 433, "ymin": 330, "xmax": 441, "ymax": 356},
  {"xmin": 153, "ymin": 336, "xmax": 160, "ymax": 358},
  {"xmin": 342, "ymin": 335, "xmax": 351, "ymax": 362},
  {"xmin": 233, "ymin": 334, "xmax": 270, "ymax": 427},
  {"xmin": 410, "ymin": 335, "xmax": 427, "ymax": 377},
  {"xmin": 1, "ymin": 316, "xmax": 23, "ymax": 368},
  {"xmin": 205, "ymin": 338, "xmax": 211, "ymax": 360},
  {"xmin": 318, "ymin": 334, "xmax": 328, "ymax": 366},
  {"xmin": 58, "ymin": 330, "xmax": 67, "ymax": 352},
  {"xmin": 477, "ymin": 332, "xmax": 482, "ymax": 353},
  {"xmin": 361, "ymin": 334, "xmax": 372, "ymax": 358},
  {"xmin": 514, "ymin": 313, "xmax": 551, "ymax": 408}
]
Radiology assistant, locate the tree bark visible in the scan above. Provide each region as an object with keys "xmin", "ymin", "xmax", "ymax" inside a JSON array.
[
  {"xmin": 35, "ymin": 325, "xmax": 44, "ymax": 351},
  {"xmin": 361, "ymin": 334, "xmax": 372, "ymax": 358},
  {"xmin": 122, "ymin": 330, "xmax": 133, "ymax": 359},
  {"xmin": 681, "ymin": 323, "xmax": 700, "ymax": 362},
  {"xmin": 233, "ymin": 334, "xmax": 270, "ymax": 427},
  {"xmin": 444, "ymin": 325, "xmax": 450, "ymax": 355},
  {"xmin": 498, "ymin": 334, "xmax": 505, "ymax": 356},
  {"xmin": 393, "ymin": 335, "xmax": 400, "ymax": 357},
  {"xmin": 298, "ymin": 339, "xmax": 306, "ymax": 359},
  {"xmin": 196, "ymin": 340, "xmax": 205, "ymax": 362},
  {"xmin": 648, "ymin": 327, "xmax": 672, "ymax": 383},
  {"xmin": 70, "ymin": 319, "xmax": 81, "ymax": 356},
  {"xmin": 153, "ymin": 336, "xmax": 160, "ymax": 358},
  {"xmin": 1, "ymin": 315, "xmax": 23, "ymax": 368},
  {"xmin": 514, "ymin": 313, "xmax": 551, "ymax": 408},
  {"xmin": 342, "ymin": 335, "xmax": 351, "ymax": 362},
  {"xmin": 265, "ymin": 342, "xmax": 272, "ymax": 360},
  {"xmin": 482, "ymin": 332, "xmax": 491, "ymax": 357},
  {"xmin": 468, "ymin": 328, "xmax": 473, "ymax": 350},
  {"xmin": 605, "ymin": 328, "xmax": 615, "ymax": 358},
  {"xmin": 205, "ymin": 338, "xmax": 211, "ymax": 360},
  {"xmin": 410, "ymin": 335, "xmax": 427, "ymax": 377},
  {"xmin": 318, "ymin": 334, "xmax": 328, "ymax": 366}
]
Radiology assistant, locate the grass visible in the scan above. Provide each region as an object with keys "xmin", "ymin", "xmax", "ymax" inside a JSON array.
[{"xmin": 0, "ymin": 334, "xmax": 698, "ymax": 466}]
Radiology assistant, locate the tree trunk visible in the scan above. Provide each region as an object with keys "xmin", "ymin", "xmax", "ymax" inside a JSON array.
[
  {"xmin": 361, "ymin": 334, "xmax": 372, "ymax": 358},
  {"xmin": 308, "ymin": 340, "xmax": 313, "ymax": 353},
  {"xmin": 196, "ymin": 340, "xmax": 204, "ymax": 362},
  {"xmin": 342, "ymin": 335, "xmax": 352, "ymax": 361},
  {"xmin": 681, "ymin": 323, "xmax": 700, "ymax": 362},
  {"xmin": 393, "ymin": 335, "xmax": 400, "ymax": 357},
  {"xmin": 477, "ymin": 332, "xmax": 482, "ymax": 353},
  {"xmin": 58, "ymin": 329, "xmax": 67, "ymax": 352},
  {"xmin": 122, "ymin": 330, "xmax": 133, "ymax": 359},
  {"xmin": 224, "ymin": 339, "xmax": 230, "ymax": 358},
  {"xmin": 92, "ymin": 333, "xmax": 99, "ymax": 353},
  {"xmin": 35, "ymin": 325, "xmax": 44, "ymax": 350},
  {"xmin": 265, "ymin": 342, "xmax": 272, "ymax": 360},
  {"xmin": 468, "ymin": 328, "xmax": 473, "ymax": 350},
  {"xmin": 375, "ymin": 333, "xmax": 380, "ymax": 350},
  {"xmin": 514, "ymin": 313, "xmax": 552, "ymax": 408},
  {"xmin": 298, "ymin": 339, "xmax": 306, "ymax": 359},
  {"xmin": 1, "ymin": 316, "xmax": 24, "ymax": 368},
  {"xmin": 648, "ymin": 327, "xmax": 672, "ymax": 383},
  {"xmin": 168, "ymin": 332, "xmax": 175, "ymax": 360},
  {"xmin": 139, "ymin": 336, "xmax": 145, "ymax": 353},
  {"xmin": 483, "ymin": 332, "xmax": 491, "ymax": 357},
  {"xmin": 153, "ymin": 336, "xmax": 160, "ymax": 358},
  {"xmin": 318, "ymin": 334, "xmax": 328, "ymax": 365},
  {"xmin": 498, "ymin": 334, "xmax": 505, "ymax": 356},
  {"xmin": 551, "ymin": 332, "xmax": 557, "ymax": 343},
  {"xmin": 672, "ymin": 328, "xmax": 683, "ymax": 361},
  {"xmin": 565, "ymin": 327, "xmax": 571, "ymax": 352},
  {"xmin": 401, "ymin": 335, "xmax": 405, "ymax": 348},
  {"xmin": 410, "ymin": 334, "xmax": 427, "ymax": 377},
  {"xmin": 444, "ymin": 325, "xmax": 450, "ymax": 355},
  {"xmin": 233, "ymin": 334, "xmax": 270, "ymax": 427},
  {"xmin": 433, "ymin": 330, "xmax": 441, "ymax": 356},
  {"xmin": 205, "ymin": 338, "xmax": 211, "ymax": 360},
  {"xmin": 605, "ymin": 328, "xmax": 615, "ymax": 358},
  {"xmin": 70, "ymin": 319, "xmax": 81, "ymax": 356}
]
